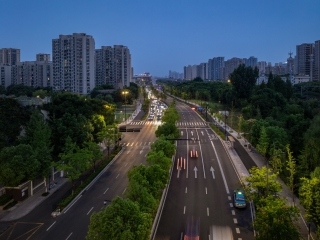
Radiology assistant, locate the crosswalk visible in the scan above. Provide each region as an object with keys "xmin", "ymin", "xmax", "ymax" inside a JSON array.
[
  {"xmin": 176, "ymin": 122, "xmax": 208, "ymax": 127},
  {"xmin": 119, "ymin": 141, "xmax": 153, "ymax": 147},
  {"xmin": 128, "ymin": 121, "xmax": 208, "ymax": 127}
]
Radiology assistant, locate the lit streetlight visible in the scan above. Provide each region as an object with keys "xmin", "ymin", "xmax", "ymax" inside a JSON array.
[{"xmin": 122, "ymin": 90, "xmax": 129, "ymax": 122}]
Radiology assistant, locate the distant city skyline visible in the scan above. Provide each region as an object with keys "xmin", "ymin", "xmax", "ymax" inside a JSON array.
[{"xmin": 1, "ymin": 0, "xmax": 320, "ymax": 76}]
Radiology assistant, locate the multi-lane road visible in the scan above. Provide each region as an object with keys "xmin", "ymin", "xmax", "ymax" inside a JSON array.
[
  {"xmin": 0, "ymin": 114, "xmax": 158, "ymax": 240},
  {"xmin": 0, "ymin": 97, "xmax": 255, "ymax": 240},
  {"xmin": 154, "ymin": 100, "xmax": 254, "ymax": 240}
]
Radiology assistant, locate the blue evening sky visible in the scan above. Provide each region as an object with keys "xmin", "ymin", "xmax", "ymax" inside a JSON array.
[{"xmin": 1, "ymin": 0, "xmax": 319, "ymax": 77}]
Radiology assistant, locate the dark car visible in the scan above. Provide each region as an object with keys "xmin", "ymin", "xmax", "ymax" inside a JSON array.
[{"xmin": 184, "ymin": 216, "xmax": 200, "ymax": 240}]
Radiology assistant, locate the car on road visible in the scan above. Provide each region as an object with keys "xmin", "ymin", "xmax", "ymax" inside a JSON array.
[
  {"xmin": 190, "ymin": 147, "xmax": 198, "ymax": 158},
  {"xmin": 184, "ymin": 216, "xmax": 200, "ymax": 240},
  {"xmin": 209, "ymin": 225, "xmax": 233, "ymax": 240},
  {"xmin": 233, "ymin": 189, "xmax": 246, "ymax": 208}
]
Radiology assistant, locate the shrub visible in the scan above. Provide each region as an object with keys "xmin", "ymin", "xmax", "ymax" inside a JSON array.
[{"xmin": 0, "ymin": 194, "xmax": 13, "ymax": 206}]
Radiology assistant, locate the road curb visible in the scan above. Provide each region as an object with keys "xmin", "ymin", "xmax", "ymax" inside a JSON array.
[{"xmin": 59, "ymin": 148, "xmax": 125, "ymax": 214}]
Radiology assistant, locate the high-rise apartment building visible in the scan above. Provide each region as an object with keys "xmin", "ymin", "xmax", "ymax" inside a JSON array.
[
  {"xmin": 11, "ymin": 61, "xmax": 52, "ymax": 88},
  {"xmin": 224, "ymin": 57, "xmax": 244, "ymax": 80},
  {"xmin": 198, "ymin": 63, "xmax": 208, "ymax": 80},
  {"xmin": 257, "ymin": 61, "xmax": 266, "ymax": 75},
  {"xmin": 246, "ymin": 56, "xmax": 258, "ymax": 67},
  {"xmin": 0, "ymin": 65, "xmax": 12, "ymax": 88},
  {"xmin": 36, "ymin": 53, "xmax": 50, "ymax": 61},
  {"xmin": 95, "ymin": 45, "xmax": 131, "ymax": 89},
  {"xmin": 208, "ymin": 57, "xmax": 224, "ymax": 80},
  {"xmin": 296, "ymin": 43, "xmax": 315, "ymax": 80},
  {"xmin": 0, "ymin": 48, "xmax": 20, "ymax": 65},
  {"xmin": 315, "ymin": 40, "xmax": 320, "ymax": 81},
  {"xmin": 52, "ymin": 33, "xmax": 95, "ymax": 94}
]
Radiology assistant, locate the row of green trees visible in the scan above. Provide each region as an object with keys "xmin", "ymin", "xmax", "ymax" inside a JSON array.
[
  {"xmin": 0, "ymin": 91, "xmax": 120, "ymax": 194},
  {"xmin": 86, "ymin": 101, "xmax": 180, "ymax": 240}
]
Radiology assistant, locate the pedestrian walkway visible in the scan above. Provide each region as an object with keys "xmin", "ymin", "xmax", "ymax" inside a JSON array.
[{"xmin": 0, "ymin": 177, "xmax": 68, "ymax": 222}]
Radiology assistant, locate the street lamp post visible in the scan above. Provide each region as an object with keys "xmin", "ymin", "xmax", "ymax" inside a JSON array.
[{"xmin": 122, "ymin": 91, "xmax": 129, "ymax": 122}]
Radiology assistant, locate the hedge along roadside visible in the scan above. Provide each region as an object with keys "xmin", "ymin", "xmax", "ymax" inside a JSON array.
[{"xmin": 55, "ymin": 147, "xmax": 123, "ymax": 213}]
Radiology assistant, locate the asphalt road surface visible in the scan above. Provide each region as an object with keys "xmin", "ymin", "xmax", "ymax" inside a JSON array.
[{"xmin": 154, "ymin": 100, "xmax": 255, "ymax": 240}]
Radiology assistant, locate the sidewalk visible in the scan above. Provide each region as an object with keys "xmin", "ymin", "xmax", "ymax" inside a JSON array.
[{"xmin": 0, "ymin": 177, "xmax": 68, "ymax": 222}]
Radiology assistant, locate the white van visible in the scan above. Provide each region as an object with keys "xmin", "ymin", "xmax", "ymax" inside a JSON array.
[{"xmin": 209, "ymin": 225, "xmax": 233, "ymax": 240}]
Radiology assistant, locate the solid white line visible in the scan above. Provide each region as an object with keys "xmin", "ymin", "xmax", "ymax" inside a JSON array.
[
  {"xmin": 103, "ymin": 188, "xmax": 109, "ymax": 194},
  {"xmin": 183, "ymin": 206, "xmax": 186, "ymax": 214},
  {"xmin": 64, "ymin": 195, "xmax": 82, "ymax": 213},
  {"xmin": 205, "ymin": 187, "xmax": 207, "ymax": 194},
  {"xmin": 196, "ymin": 129, "xmax": 206, "ymax": 179},
  {"xmin": 87, "ymin": 207, "xmax": 94, "ymax": 215},
  {"xmin": 186, "ymin": 129, "xmax": 189, "ymax": 178},
  {"xmin": 231, "ymin": 210, "xmax": 235, "ymax": 215},
  {"xmin": 46, "ymin": 221, "xmax": 56, "ymax": 231},
  {"xmin": 185, "ymin": 187, "xmax": 187, "ymax": 193},
  {"xmin": 236, "ymin": 228, "xmax": 240, "ymax": 233},
  {"xmin": 66, "ymin": 232, "xmax": 73, "ymax": 240},
  {"xmin": 233, "ymin": 218, "xmax": 238, "ymax": 224},
  {"xmin": 122, "ymin": 188, "xmax": 126, "ymax": 194},
  {"xmin": 207, "ymin": 207, "xmax": 209, "ymax": 216},
  {"xmin": 116, "ymin": 174, "xmax": 119, "ymax": 179},
  {"xmin": 210, "ymin": 141, "xmax": 230, "ymax": 194}
]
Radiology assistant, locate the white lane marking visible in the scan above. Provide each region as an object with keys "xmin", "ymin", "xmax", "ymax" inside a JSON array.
[
  {"xmin": 210, "ymin": 166, "xmax": 215, "ymax": 179},
  {"xmin": 210, "ymin": 141, "xmax": 230, "ymax": 194},
  {"xmin": 66, "ymin": 232, "xmax": 73, "ymax": 240},
  {"xmin": 233, "ymin": 218, "xmax": 238, "ymax": 224},
  {"xmin": 126, "ymin": 143, "xmax": 130, "ymax": 146},
  {"xmin": 181, "ymin": 131, "xmax": 183, "ymax": 136},
  {"xmin": 205, "ymin": 187, "xmax": 207, "ymax": 194},
  {"xmin": 201, "ymin": 131, "xmax": 204, "ymax": 135},
  {"xmin": 196, "ymin": 129, "xmax": 206, "ymax": 179},
  {"xmin": 87, "ymin": 207, "xmax": 94, "ymax": 215},
  {"xmin": 130, "ymin": 142, "xmax": 134, "ymax": 146},
  {"xmin": 177, "ymin": 167, "xmax": 181, "ymax": 178},
  {"xmin": 228, "ymin": 196, "xmax": 231, "ymax": 200},
  {"xmin": 207, "ymin": 207, "xmax": 209, "ymax": 216},
  {"xmin": 139, "ymin": 142, "xmax": 142, "ymax": 146},
  {"xmin": 126, "ymin": 150, "xmax": 131, "ymax": 155},
  {"xmin": 145, "ymin": 154, "xmax": 147, "ymax": 157},
  {"xmin": 183, "ymin": 206, "xmax": 186, "ymax": 214},
  {"xmin": 103, "ymin": 188, "xmax": 109, "ymax": 194},
  {"xmin": 140, "ymin": 150, "xmax": 143, "ymax": 154},
  {"xmin": 185, "ymin": 187, "xmax": 187, "ymax": 193},
  {"xmin": 116, "ymin": 174, "xmax": 119, "ymax": 179},
  {"xmin": 180, "ymin": 232, "xmax": 183, "ymax": 240},
  {"xmin": 148, "ymin": 142, "xmax": 151, "ymax": 145},
  {"xmin": 230, "ymin": 203, "xmax": 234, "ymax": 207},
  {"xmin": 194, "ymin": 166, "xmax": 198, "ymax": 178},
  {"xmin": 46, "ymin": 221, "xmax": 56, "ymax": 231},
  {"xmin": 124, "ymin": 163, "xmax": 128, "ymax": 167},
  {"xmin": 64, "ymin": 195, "xmax": 82, "ymax": 213},
  {"xmin": 232, "ymin": 210, "xmax": 235, "ymax": 215},
  {"xmin": 236, "ymin": 228, "xmax": 240, "ymax": 233},
  {"xmin": 186, "ymin": 129, "xmax": 189, "ymax": 178},
  {"xmin": 122, "ymin": 188, "xmax": 126, "ymax": 194}
]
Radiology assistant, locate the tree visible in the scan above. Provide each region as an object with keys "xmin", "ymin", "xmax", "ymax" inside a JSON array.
[
  {"xmin": 254, "ymin": 197, "xmax": 300, "ymax": 240},
  {"xmin": 229, "ymin": 64, "xmax": 258, "ymax": 100},
  {"xmin": 55, "ymin": 137, "xmax": 91, "ymax": 194},
  {"xmin": 98, "ymin": 124, "xmax": 117, "ymax": 156},
  {"xmin": 85, "ymin": 141, "xmax": 103, "ymax": 173},
  {"xmin": 32, "ymin": 89, "xmax": 48, "ymax": 99},
  {"xmin": 150, "ymin": 136, "xmax": 176, "ymax": 158},
  {"xmin": 146, "ymin": 150, "xmax": 172, "ymax": 172},
  {"xmin": 155, "ymin": 122, "xmax": 179, "ymax": 139},
  {"xmin": 244, "ymin": 166, "xmax": 282, "ymax": 201},
  {"xmin": 90, "ymin": 114, "xmax": 106, "ymax": 143},
  {"xmin": 286, "ymin": 144, "xmax": 296, "ymax": 206},
  {"xmin": 0, "ymin": 144, "xmax": 39, "ymax": 187},
  {"xmin": 21, "ymin": 110, "xmax": 53, "ymax": 192},
  {"xmin": 256, "ymin": 126, "xmax": 269, "ymax": 158},
  {"xmin": 86, "ymin": 197, "xmax": 152, "ymax": 240}
]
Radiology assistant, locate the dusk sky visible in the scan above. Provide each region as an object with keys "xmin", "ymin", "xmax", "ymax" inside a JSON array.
[{"xmin": 1, "ymin": 0, "xmax": 319, "ymax": 77}]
